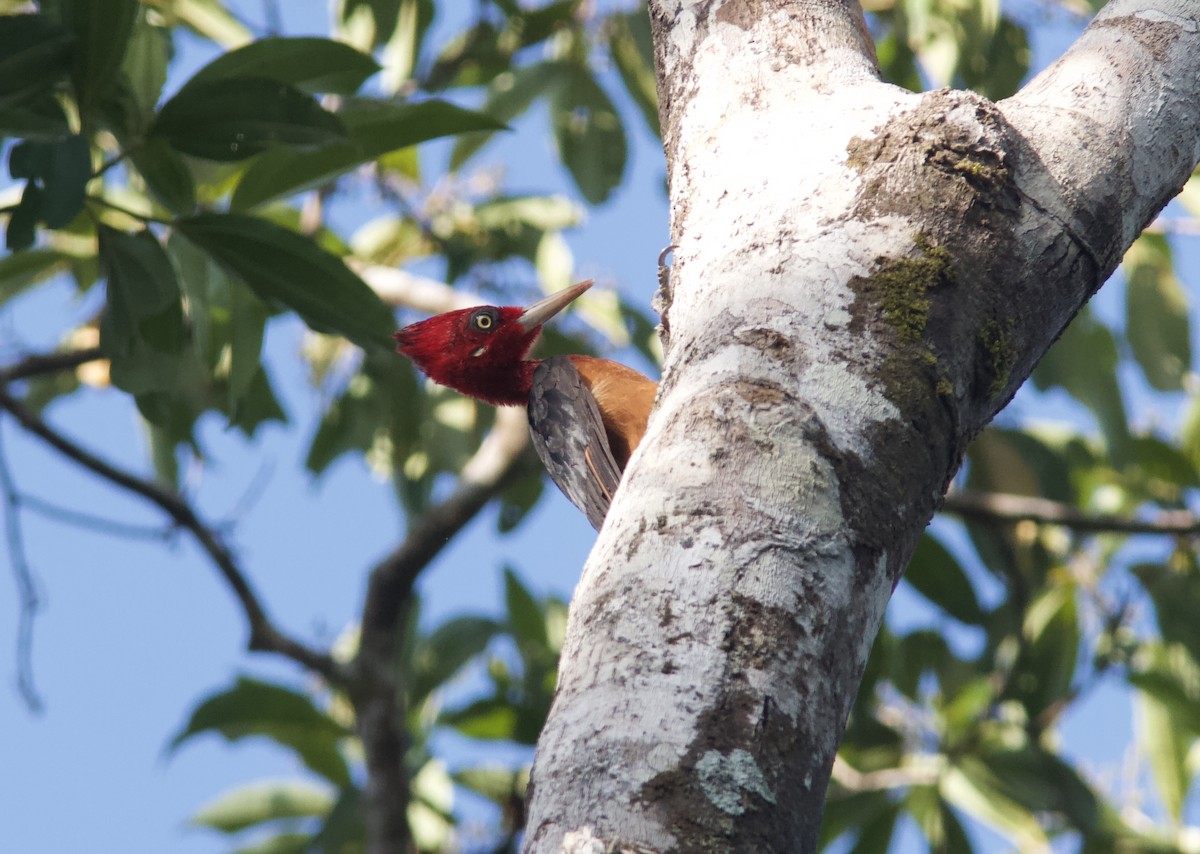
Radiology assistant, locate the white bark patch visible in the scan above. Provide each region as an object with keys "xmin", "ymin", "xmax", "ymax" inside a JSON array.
[
  {"xmin": 697, "ymin": 749, "xmax": 777, "ymax": 815},
  {"xmin": 561, "ymin": 827, "xmax": 607, "ymax": 854}
]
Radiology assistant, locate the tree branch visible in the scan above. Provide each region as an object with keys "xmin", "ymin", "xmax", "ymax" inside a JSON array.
[
  {"xmin": 352, "ymin": 262, "xmax": 477, "ymax": 314},
  {"xmin": 0, "ymin": 346, "xmax": 104, "ymax": 384},
  {"xmin": 0, "ymin": 384, "xmax": 345, "ymax": 686},
  {"xmin": 830, "ymin": 754, "xmax": 941, "ymax": 793},
  {"xmin": 352, "ymin": 405, "xmax": 537, "ymax": 854},
  {"xmin": 941, "ymin": 490, "xmax": 1200, "ymax": 536}
]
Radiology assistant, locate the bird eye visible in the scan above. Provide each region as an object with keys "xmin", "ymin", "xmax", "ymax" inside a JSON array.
[{"xmin": 470, "ymin": 308, "xmax": 498, "ymax": 332}]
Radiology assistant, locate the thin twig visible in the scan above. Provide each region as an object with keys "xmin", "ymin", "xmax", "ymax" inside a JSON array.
[
  {"xmin": 941, "ymin": 490, "xmax": 1200, "ymax": 536},
  {"xmin": 93, "ymin": 151, "xmax": 129, "ymax": 181},
  {"xmin": 0, "ymin": 385, "xmax": 345, "ymax": 685},
  {"xmin": 0, "ymin": 425, "xmax": 43, "ymax": 713},
  {"xmin": 86, "ymin": 195, "xmax": 173, "ymax": 227},
  {"xmin": 20, "ymin": 494, "xmax": 173, "ymax": 541}
]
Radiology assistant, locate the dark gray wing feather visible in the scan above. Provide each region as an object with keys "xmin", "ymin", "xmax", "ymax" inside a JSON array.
[{"xmin": 528, "ymin": 356, "xmax": 622, "ymax": 530}]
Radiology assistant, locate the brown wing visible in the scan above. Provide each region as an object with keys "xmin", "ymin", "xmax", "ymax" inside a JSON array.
[{"xmin": 528, "ymin": 356, "xmax": 623, "ymax": 530}]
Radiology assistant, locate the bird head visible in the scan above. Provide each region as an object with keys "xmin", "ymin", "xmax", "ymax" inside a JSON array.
[{"xmin": 394, "ymin": 279, "xmax": 593, "ymax": 406}]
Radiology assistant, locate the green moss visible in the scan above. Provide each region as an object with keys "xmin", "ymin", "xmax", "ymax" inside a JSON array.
[
  {"xmin": 979, "ymin": 319, "xmax": 1015, "ymax": 399},
  {"xmin": 847, "ymin": 234, "xmax": 957, "ymax": 410},
  {"xmin": 953, "ymin": 158, "xmax": 999, "ymax": 181},
  {"xmin": 872, "ymin": 233, "xmax": 954, "ymax": 343},
  {"xmin": 936, "ymin": 377, "xmax": 954, "ymax": 396}
]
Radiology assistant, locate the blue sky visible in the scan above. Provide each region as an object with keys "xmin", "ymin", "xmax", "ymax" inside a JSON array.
[{"xmin": 2, "ymin": 2, "xmax": 1197, "ymax": 853}]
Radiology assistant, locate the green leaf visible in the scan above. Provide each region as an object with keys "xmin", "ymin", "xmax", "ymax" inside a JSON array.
[
  {"xmin": 1134, "ymin": 677, "xmax": 1193, "ymax": 822},
  {"xmin": 229, "ymin": 367, "xmax": 288, "ymax": 437},
  {"xmin": 191, "ymin": 779, "xmax": 334, "ymax": 833},
  {"xmin": 0, "ymin": 14, "xmax": 74, "ymax": 113},
  {"xmin": 1124, "ymin": 234, "xmax": 1191, "ymax": 391},
  {"xmin": 978, "ymin": 747, "xmax": 1100, "ymax": 832},
  {"xmin": 310, "ymin": 785, "xmax": 364, "ymax": 854},
  {"xmin": 1126, "ymin": 434, "xmax": 1199, "ymax": 500},
  {"xmin": 903, "ymin": 534, "xmax": 986, "ymax": 625},
  {"xmin": 818, "ymin": 790, "xmax": 893, "ymax": 849},
  {"xmin": 606, "ymin": 12, "xmax": 659, "ymax": 137},
  {"xmin": 339, "ymin": 0, "xmax": 406, "ymax": 48},
  {"xmin": 942, "ymin": 761, "xmax": 1047, "ymax": 848},
  {"xmin": 906, "ymin": 784, "xmax": 974, "ymax": 854},
  {"xmin": 98, "ymin": 227, "xmax": 184, "ymax": 354},
  {"xmin": 170, "ymin": 676, "xmax": 351, "ymax": 787},
  {"xmin": 176, "ymin": 213, "xmax": 394, "ymax": 350},
  {"xmin": 409, "ymin": 759, "xmax": 454, "ymax": 843},
  {"xmin": 1011, "ymin": 584, "xmax": 1079, "ymax": 721},
  {"xmin": 891, "ymin": 629, "xmax": 952, "ymax": 699},
  {"xmin": 504, "ymin": 567, "xmax": 548, "ymax": 649},
  {"xmin": 0, "ymin": 92, "xmax": 72, "ymax": 141},
  {"xmin": 847, "ymin": 802, "xmax": 899, "ymax": 854},
  {"xmin": 440, "ymin": 697, "xmax": 519, "ymax": 740},
  {"xmin": 151, "ymin": 77, "xmax": 346, "ymax": 162},
  {"xmin": 5, "ymin": 182, "xmax": 42, "ymax": 251},
  {"xmin": 378, "ymin": 0, "xmax": 436, "ymax": 94},
  {"xmin": 1134, "ymin": 561, "xmax": 1200, "ymax": 666},
  {"xmin": 1032, "ymin": 307, "xmax": 1130, "ymax": 463},
  {"xmin": 232, "ymin": 99, "xmax": 505, "ymax": 211},
  {"xmin": 961, "ymin": 16, "xmax": 1029, "ymax": 100},
  {"xmin": 9, "ymin": 135, "xmax": 91, "ymax": 228},
  {"xmin": 516, "ymin": 0, "xmax": 579, "ymax": 46},
  {"xmin": 130, "ymin": 137, "xmax": 196, "ymax": 214},
  {"xmin": 143, "ymin": 419, "xmax": 180, "ymax": 487},
  {"xmin": 183, "ymin": 36, "xmax": 380, "ymax": 95},
  {"xmin": 423, "ymin": 22, "xmax": 509, "ymax": 91},
  {"xmin": 450, "ymin": 61, "xmax": 560, "ymax": 168},
  {"xmin": 410, "ymin": 616, "xmax": 501, "ymax": 705},
  {"xmin": 118, "ymin": 8, "xmax": 169, "ymax": 124},
  {"xmin": 228, "ymin": 279, "xmax": 270, "ymax": 403},
  {"xmin": 1182, "ymin": 393, "xmax": 1200, "ymax": 474},
  {"xmin": 98, "ymin": 226, "xmax": 189, "ymax": 399},
  {"xmin": 63, "ymin": 0, "xmax": 139, "ymax": 119},
  {"xmin": 551, "ymin": 66, "xmax": 627, "ymax": 205},
  {"xmin": 305, "ymin": 352, "xmax": 419, "ymax": 478},
  {"xmin": 452, "ymin": 765, "xmax": 527, "ymax": 805}
]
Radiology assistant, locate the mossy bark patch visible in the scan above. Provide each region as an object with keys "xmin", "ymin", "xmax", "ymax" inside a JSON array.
[
  {"xmin": 977, "ymin": 319, "xmax": 1016, "ymax": 401},
  {"xmin": 848, "ymin": 235, "xmax": 955, "ymax": 408}
]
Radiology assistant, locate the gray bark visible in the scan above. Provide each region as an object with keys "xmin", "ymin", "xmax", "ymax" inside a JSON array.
[{"xmin": 524, "ymin": 1, "xmax": 1200, "ymax": 851}]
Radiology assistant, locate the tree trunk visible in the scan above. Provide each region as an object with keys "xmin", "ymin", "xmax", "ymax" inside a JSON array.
[{"xmin": 524, "ymin": 1, "xmax": 1200, "ymax": 851}]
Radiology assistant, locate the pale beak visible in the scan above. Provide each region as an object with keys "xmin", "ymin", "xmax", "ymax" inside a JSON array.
[{"xmin": 516, "ymin": 280, "xmax": 594, "ymax": 332}]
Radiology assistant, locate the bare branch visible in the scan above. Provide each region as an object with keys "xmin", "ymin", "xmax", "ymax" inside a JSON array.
[
  {"xmin": 941, "ymin": 490, "xmax": 1200, "ymax": 536},
  {"xmin": 830, "ymin": 755, "xmax": 941, "ymax": 793},
  {"xmin": 0, "ymin": 385, "xmax": 345, "ymax": 686},
  {"xmin": 0, "ymin": 346, "xmax": 104, "ymax": 384},
  {"xmin": 0, "ymin": 426, "xmax": 43, "ymax": 712},
  {"xmin": 352, "ymin": 262, "xmax": 478, "ymax": 314},
  {"xmin": 352, "ymin": 406, "xmax": 537, "ymax": 854}
]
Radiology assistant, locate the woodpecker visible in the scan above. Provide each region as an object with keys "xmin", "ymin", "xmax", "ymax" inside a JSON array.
[{"xmin": 394, "ymin": 280, "xmax": 656, "ymax": 529}]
